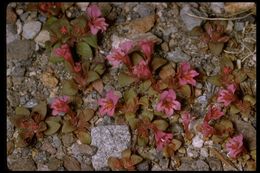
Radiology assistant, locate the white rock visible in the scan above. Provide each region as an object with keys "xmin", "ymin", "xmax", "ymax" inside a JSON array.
[
  {"xmin": 16, "ymin": 8, "xmax": 24, "ymax": 15},
  {"xmin": 16, "ymin": 19, "xmax": 23, "ymax": 35},
  {"xmin": 210, "ymin": 2, "xmax": 224, "ymax": 14},
  {"xmin": 76, "ymin": 2, "xmax": 89, "ymax": 11},
  {"xmin": 200, "ymin": 148, "xmax": 208, "ymax": 157},
  {"xmin": 22, "ymin": 21, "xmax": 42, "ymax": 39},
  {"xmin": 34, "ymin": 30, "xmax": 50, "ymax": 47},
  {"xmin": 192, "ymin": 134, "xmax": 204, "ymax": 148}
]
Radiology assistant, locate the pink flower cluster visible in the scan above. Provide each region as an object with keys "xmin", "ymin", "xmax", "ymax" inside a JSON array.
[
  {"xmin": 217, "ymin": 84, "xmax": 236, "ymax": 106},
  {"xmin": 106, "ymin": 41, "xmax": 133, "ymax": 68},
  {"xmin": 177, "ymin": 61, "xmax": 199, "ymax": 86},
  {"xmin": 156, "ymin": 89, "xmax": 181, "ymax": 117},
  {"xmin": 50, "ymin": 96, "xmax": 70, "ymax": 116},
  {"xmin": 54, "ymin": 44, "xmax": 82, "ymax": 73},
  {"xmin": 225, "ymin": 134, "xmax": 244, "ymax": 159},
  {"xmin": 154, "ymin": 130, "xmax": 173, "ymax": 151},
  {"xmin": 132, "ymin": 60, "xmax": 151, "ymax": 80},
  {"xmin": 87, "ymin": 5, "xmax": 108, "ymax": 35},
  {"xmin": 98, "ymin": 90, "xmax": 120, "ymax": 117},
  {"xmin": 204, "ymin": 105, "xmax": 224, "ymax": 122}
]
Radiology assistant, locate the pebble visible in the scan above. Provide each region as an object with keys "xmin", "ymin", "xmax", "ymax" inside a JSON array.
[
  {"xmin": 234, "ymin": 22, "xmax": 245, "ymax": 32},
  {"xmin": 207, "ymin": 157, "xmax": 223, "ymax": 171},
  {"xmin": 35, "ymin": 30, "xmax": 50, "ymax": 47},
  {"xmin": 6, "ymin": 24, "xmax": 19, "ymax": 45},
  {"xmin": 7, "ymin": 7, "xmax": 17, "ymax": 24},
  {"xmin": 20, "ymin": 11, "xmax": 29, "ymax": 22},
  {"xmin": 52, "ymin": 134, "xmax": 62, "ymax": 148},
  {"xmin": 180, "ymin": 5, "xmax": 203, "ymax": 31},
  {"xmin": 76, "ymin": 2, "xmax": 89, "ymax": 11},
  {"xmin": 187, "ymin": 146, "xmax": 199, "ymax": 158},
  {"xmin": 22, "ymin": 21, "xmax": 42, "ymax": 39},
  {"xmin": 192, "ymin": 134, "xmax": 204, "ymax": 148},
  {"xmin": 166, "ymin": 48, "xmax": 191, "ymax": 62},
  {"xmin": 16, "ymin": 8, "xmax": 23, "ymax": 15},
  {"xmin": 134, "ymin": 4, "xmax": 155, "ymax": 18},
  {"xmin": 161, "ymin": 42, "xmax": 169, "ymax": 52},
  {"xmin": 47, "ymin": 157, "xmax": 62, "ymax": 171},
  {"xmin": 210, "ymin": 2, "xmax": 224, "ymax": 14},
  {"xmin": 23, "ymin": 99, "xmax": 38, "ymax": 108},
  {"xmin": 137, "ymin": 160, "xmax": 150, "ymax": 171},
  {"xmin": 200, "ymin": 148, "xmax": 209, "ymax": 158}
]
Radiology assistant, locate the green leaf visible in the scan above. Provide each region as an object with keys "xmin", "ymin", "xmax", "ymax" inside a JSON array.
[
  {"xmin": 131, "ymin": 52, "xmax": 144, "ymax": 65},
  {"xmin": 122, "ymin": 148, "xmax": 132, "ymax": 158},
  {"xmin": 62, "ymin": 120, "xmax": 76, "ymax": 133},
  {"xmin": 159, "ymin": 64, "xmax": 175, "ymax": 80},
  {"xmin": 82, "ymin": 35, "xmax": 98, "ymax": 48},
  {"xmin": 43, "ymin": 16, "xmax": 58, "ymax": 30},
  {"xmin": 141, "ymin": 109, "xmax": 154, "ymax": 121},
  {"xmin": 233, "ymin": 69, "xmax": 247, "ymax": 83},
  {"xmin": 93, "ymin": 64, "xmax": 106, "ymax": 75},
  {"xmin": 76, "ymin": 131, "xmax": 91, "ymax": 144},
  {"xmin": 44, "ymin": 121, "xmax": 61, "ymax": 135},
  {"xmin": 118, "ymin": 72, "xmax": 136, "ymax": 87},
  {"xmin": 137, "ymin": 136, "xmax": 148, "ymax": 147},
  {"xmin": 130, "ymin": 154, "xmax": 143, "ymax": 165},
  {"xmin": 139, "ymin": 80, "xmax": 152, "ymax": 93},
  {"xmin": 207, "ymin": 75, "xmax": 222, "ymax": 86},
  {"xmin": 139, "ymin": 96, "xmax": 149, "ymax": 108},
  {"xmin": 229, "ymin": 104, "xmax": 240, "ymax": 115},
  {"xmin": 151, "ymin": 57, "xmax": 167, "ymax": 71},
  {"xmin": 61, "ymin": 80, "xmax": 78, "ymax": 96},
  {"xmin": 125, "ymin": 112, "xmax": 138, "ymax": 129},
  {"xmin": 70, "ymin": 15, "xmax": 87, "ymax": 28},
  {"xmin": 243, "ymin": 95, "xmax": 256, "ymax": 106},
  {"xmin": 45, "ymin": 116, "xmax": 62, "ymax": 123},
  {"xmin": 15, "ymin": 107, "xmax": 30, "ymax": 116},
  {"xmin": 152, "ymin": 119, "xmax": 169, "ymax": 131},
  {"xmin": 220, "ymin": 55, "xmax": 234, "ymax": 70},
  {"xmin": 87, "ymin": 71, "xmax": 100, "ymax": 83},
  {"xmin": 77, "ymin": 41, "xmax": 93, "ymax": 58},
  {"xmin": 147, "ymin": 87, "xmax": 158, "ymax": 97},
  {"xmin": 32, "ymin": 102, "xmax": 47, "ymax": 120},
  {"xmin": 209, "ymin": 42, "xmax": 224, "ymax": 56},
  {"xmin": 15, "ymin": 134, "xmax": 29, "ymax": 148},
  {"xmin": 180, "ymin": 84, "xmax": 191, "ymax": 98},
  {"xmin": 78, "ymin": 109, "xmax": 95, "ymax": 122},
  {"xmin": 124, "ymin": 88, "xmax": 137, "ymax": 103}
]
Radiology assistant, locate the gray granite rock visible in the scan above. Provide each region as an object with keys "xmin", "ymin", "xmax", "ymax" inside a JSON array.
[
  {"xmin": 7, "ymin": 39, "xmax": 35, "ymax": 61},
  {"xmin": 207, "ymin": 157, "xmax": 223, "ymax": 171},
  {"xmin": 166, "ymin": 48, "xmax": 191, "ymax": 62},
  {"xmin": 22, "ymin": 21, "xmax": 42, "ymax": 39},
  {"xmin": 6, "ymin": 24, "xmax": 19, "ymax": 44},
  {"xmin": 180, "ymin": 5, "xmax": 203, "ymax": 31},
  {"xmin": 91, "ymin": 125, "xmax": 131, "ymax": 170},
  {"xmin": 135, "ymin": 4, "xmax": 154, "ymax": 18}
]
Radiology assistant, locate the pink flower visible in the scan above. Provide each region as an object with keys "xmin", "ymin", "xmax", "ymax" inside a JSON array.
[
  {"xmin": 138, "ymin": 39, "xmax": 154, "ymax": 60},
  {"xmin": 204, "ymin": 105, "xmax": 224, "ymax": 122},
  {"xmin": 132, "ymin": 60, "xmax": 151, "ymax": 79},
  {"xmin": 156, "ymin": 89, "xmax": 181, "ymax": 116},
  {"xmin": 198, "ymin": 121, "xmax": 215, "ymax": 138},
  {"xmin": 181, "ymin": 111, "xmax": 193, "ymax": 133},
  {"xmin": 87, "ymin": 5, "xmax": 108, "ymax": 35},
  {"xmin": 217, "ymin": 84, "xmax": 236, "ymax": 106},
  {"xmin": 154, "ymin": 130, "xmax": 173, "ymax": 151},
  {"xmin": 98, "ymin": 90, "xmax": 120, "ymax": 117},
  {"xmin": 54, "ymin": 44, "xmax": 82, "ymax": 73},
  {"xmin": 50, "ymin": 96, "xmax": 70, "ymax": 116},
  {"xmin": 226, "ymin": 134, "xmax": 244, "ymax": 159},
  {"xmin": 106, "ymin": 41, "xmax": 133, "ymax": 68},
  {"xmin": 60, "ymin": 26, "xmax": 68, "ymax": 34},
  {"xmin": 177, "ymin": 62, "xmax": 199, "ymax": 86}
]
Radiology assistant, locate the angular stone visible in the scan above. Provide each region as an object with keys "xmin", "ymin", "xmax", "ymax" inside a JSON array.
[
  {"xmin": 125, "ymin": 14, "xmax": 155, "ymax": 34},
  {"xmin": 6, "ymin": 24, "xmax": 19, "ymax": 44},
  {"xmin": 8, "ymin": 158, "xmax": 36, "ymax": 171},
  {"xmin": 166, "ymin": 48, "xmax": 191, "ymax": 62},
  {"xmin": 34, "ymin": 30, "xmax": 50, "ymax": 47},
  {"xmin": 192, "ymin": 134, "xmax": 204, "ymax": 148},
  {"xmin": 180, "ymin": 5, "xmax": 203, "ymax": 31},
  {"xmin": 47, "ymin": 157, "xmax": 62, "ymax": 171},
  {"xmin": 7, "ymin": 39, "xmax": 35, "ymax": 61},
  {"xmin": 91, "ymin": 125, "xmax": 131, "ymax": 170},
  {"xmin": 22, "ymin": 21, "xmax": 42, "ymax": 39},
  {"xmin": 7, "ymin": 7, "xmax": 17, "ymax": 24},
  {"xmin": 207, "ymin": 157, "xmax": 223, "ymax": 171}
]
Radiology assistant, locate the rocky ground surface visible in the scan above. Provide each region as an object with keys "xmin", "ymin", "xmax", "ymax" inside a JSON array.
[{"xmin": 7, "ymin": 2, "xmax": 256, "ymax": 171}]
